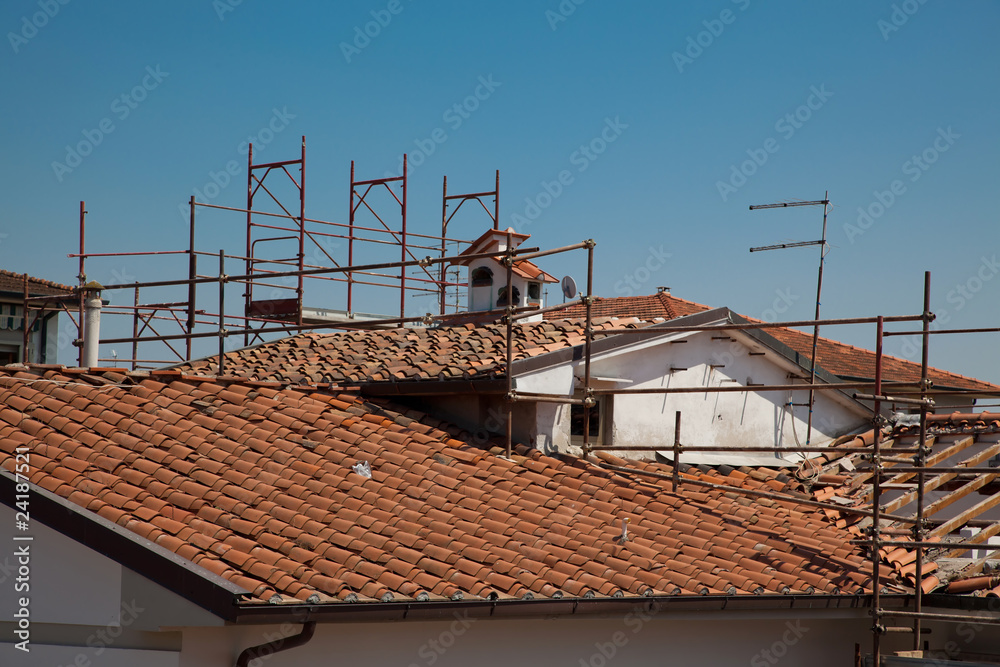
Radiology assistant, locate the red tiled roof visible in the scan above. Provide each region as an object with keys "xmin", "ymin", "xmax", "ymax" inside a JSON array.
[
  {"xmin": 0, "ymin": 269, "xmax": 73, "ymax": 297},
  {"xmin": 549, "ymin": 293, "xmax": 999, "ymax": 393},
  {"xmin": 0, "ymin": 365, "xmax": 884, "ymax": 605},
  {"xmin": 179, "ymin": 317, "xmax": 648, "ymax": 384},
  {"xmin": 553, "ymin": 291, "xmax": 711, "ymax": 321},
  {"xmin": 510, "ymin": 258, "xmax": 557, "ymax": 283}
]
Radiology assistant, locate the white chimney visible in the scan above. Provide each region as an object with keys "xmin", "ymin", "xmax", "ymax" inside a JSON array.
[{"xmin": 82, "ymin": 282, "xmax": 104, "ymax": 369}]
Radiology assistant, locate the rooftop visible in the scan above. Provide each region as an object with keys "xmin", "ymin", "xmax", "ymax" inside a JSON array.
[
  {"xmin": 0, "ymin": 364, "xmax": 883, "ymax": 607},
  {"xmin": 0, "ymin": 269, "xmax": 73, "ymax": 298}
]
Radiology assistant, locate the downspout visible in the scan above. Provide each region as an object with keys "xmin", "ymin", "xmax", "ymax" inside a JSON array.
[
  {"xmin": 81, "ymin": 281, "xmax": 103, "ymax": 369},
  {"xmin": 235, "ymin": 621, "xmax": 316, "ymax": 667}
]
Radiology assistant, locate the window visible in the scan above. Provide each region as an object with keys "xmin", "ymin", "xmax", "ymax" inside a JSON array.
[
  {"xmin": 527, "ymin": 281, "xmax": 541, "ymax": 302},
  {"xmin": 570, "ymin": 395, "xmax": 611, "ymax": 445},
  {"xmin": 471, "ymin": 266, "xmax": 493, "ymax": 287},
  {"xmin": 496, "ymin": 285, "xmax": 520, "ymax": 307},
  {"xmin": 0, "ymin": 344, "xmax": 19, "ymax": 366}
]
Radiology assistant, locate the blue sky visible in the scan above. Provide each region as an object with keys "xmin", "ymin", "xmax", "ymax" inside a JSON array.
[{"xmin": 2, "ymin": 1, "xmax": 999, "ymax": 386}]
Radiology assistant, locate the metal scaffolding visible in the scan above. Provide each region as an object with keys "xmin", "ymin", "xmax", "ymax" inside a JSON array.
[{"xmin": 31, "ymin": 139, "xmax": 1000, "ymax": 667}]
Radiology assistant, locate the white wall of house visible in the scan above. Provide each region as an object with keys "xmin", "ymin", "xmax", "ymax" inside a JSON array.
[
  {"xmin": 175, "ymin": 610, "xmax": 990, "ymax": 667},
  {"xmin": 0, "ymin": 505, "xmax": 220, "ymax": 666},
  {"xmin": 517, "ymin": 328, "xmax": 871, "ymax": 464}
]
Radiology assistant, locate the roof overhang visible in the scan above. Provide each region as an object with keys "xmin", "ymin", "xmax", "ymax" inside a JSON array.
[{"xmin": 0, "ymin": 467, "xmax": 247, "ymax": 621}]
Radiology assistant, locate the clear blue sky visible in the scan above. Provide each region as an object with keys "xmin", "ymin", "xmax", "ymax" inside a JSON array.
[{"xmin": 2, "ymin": 1, "xmax": 999, "ymax": 385}]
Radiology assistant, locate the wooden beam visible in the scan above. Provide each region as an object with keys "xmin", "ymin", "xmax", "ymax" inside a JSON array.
[
  {"xmin": 930, "ymin": 492, "xmax": 1000, "ymax": 539},
  {"xmin": 919, "ymin": 472, "xmax": 998, "ymax": 520},
  {"xmin": 882, "ymin": 439, "xmax": 999, "ymax": 515}
]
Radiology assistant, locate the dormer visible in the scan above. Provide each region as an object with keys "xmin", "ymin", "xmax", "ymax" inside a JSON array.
[{"xmin": 452, "ymin": 228, "xmax": 558, "ymax": 315}]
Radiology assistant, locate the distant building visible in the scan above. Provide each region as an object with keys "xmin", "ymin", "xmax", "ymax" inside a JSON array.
[{"xmin": 0, "ymin": 269, "xmax": 72, "ymax": 365}]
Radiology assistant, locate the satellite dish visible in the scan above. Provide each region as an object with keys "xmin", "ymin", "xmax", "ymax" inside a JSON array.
[{"xmin": 561, "ymin": 275, "xmax": 577, "ymax": 300}]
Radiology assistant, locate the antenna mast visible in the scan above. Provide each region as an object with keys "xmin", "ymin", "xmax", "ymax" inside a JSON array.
[{"xmin": 749, "ymin": 191, "xmax": 830, "ymax": 446}]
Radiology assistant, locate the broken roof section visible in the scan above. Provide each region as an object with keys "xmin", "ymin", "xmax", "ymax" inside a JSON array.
[{"xmin": 800, "ymin": 414, "xmax": 1000, "ymax": 597}]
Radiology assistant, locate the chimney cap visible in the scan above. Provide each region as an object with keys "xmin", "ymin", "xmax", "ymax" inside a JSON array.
[{"xmin": 657, "ymin": 286, "xmax": 670, "ymax": 294}]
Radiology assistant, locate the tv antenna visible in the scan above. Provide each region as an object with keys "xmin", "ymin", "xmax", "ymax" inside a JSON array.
[{"xmin": 749, "ymin": 191, "xmax": 830, "ymax": 446}]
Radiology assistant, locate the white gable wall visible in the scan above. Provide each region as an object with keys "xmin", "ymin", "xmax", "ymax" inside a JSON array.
[
  {"xmin": 0, "ymin": 504, "xmax": 222, "ymax": 665},
  {"xmin": 517, "ymin": 328, "xmax": 871, "ymax": 463}
]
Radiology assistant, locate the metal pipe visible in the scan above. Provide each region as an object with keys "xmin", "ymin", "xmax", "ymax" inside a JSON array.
[
  {"xmin": 587, "ymin": 445, "xmax": 909, "ymax": 453},
  {"xmin": 95, "ymin": 246, "xmax": 548, "ymax": 292},
  {"xmin": 594, "ymin": 313, "xmax": 925, "ymax": 336},
  {"xmin": 853, "ymin": 540, "xmax": 1000, "ymax": 549},
  {"xmin": 297, "ymin": 135, "xmax": 306, "ymax": 329},
  {"xmin": 218, "ymin": 250, "xmax": 226, "ymax": 376},
  {"xmin": 508, "ymin": 393, "xmax": 586, "ymax": 405},
  {"xmin": 872, "ymin": 315, "xmax": 884, "ymax": 666},
  {"xmin": 505, "ymin": 229, "xmax": 514, "ymax": 460},
  {"xmin": 512, "ymin": 241, "xmax": 591, "ymax": 264},
  {"xmin": 913, "ymin": 271, "xmax": 932, "ymax": 648},
  {"xmin": 672, "ymin": 411, "xmax": 681, "ymax": 490},
  {"xmin": 244, "ymin": 142, "xmax": 253, "ymax": 347},
  {"xmin": 348, "ymin": 159, "xmax": 355, "ymax": 314},
  {"xmin": 400, "ymin": 153, "xmax": 407, "ymax": 319},
  {"xmin": 78, "ymin": 201, "xmax": 86, "ymax": 367},
  {"xmin": 188, "ymin": 195, "xmax": 197, "ymax": 359},
  {"xmin": 591, "ymin": 381, "xmax": 915, "ymax": 395},
  {"xmin": 132, "ymin": 286, "xmax": 140, "ymax": 371},
  {"xmin": 874, "ymin": 467, "xmax": 1000, "ymax": 474},
  {"xmin": 21, "ymin": 274, "xmax": 29, "ymax": 363},
  {"xmin": 596, "ymin": 461, "xmax": 918, "ymax": 523},
  {"xmin": 440, "ymin": 174, "xmax": 447, "ymax": 315},
  {"xmin": 884, "ymin": 326, "xmax": 1000, "ymax": 336},
  {"xmin": 852, "ymin": 393, "xmax": 933, "ymax": 406},
  {"xmin": 234, "ymin": 621, "xmax": 316, "ymax": 667},
  {"xmin": 880, "ymin": 610, "xmax": 1000, "ymax": 626},
  {"xmin": 494, "ymin": 169, "xmax": 500, "ymax": 230},
  {"xmin": 582, "ymin": 240, "xmax": 595, "ymax": 455}
]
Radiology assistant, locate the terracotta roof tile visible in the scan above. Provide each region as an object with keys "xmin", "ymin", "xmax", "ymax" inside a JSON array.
[{"xmin": 0, "ymin": 365, "xmax": 905, "ymax": 604}]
